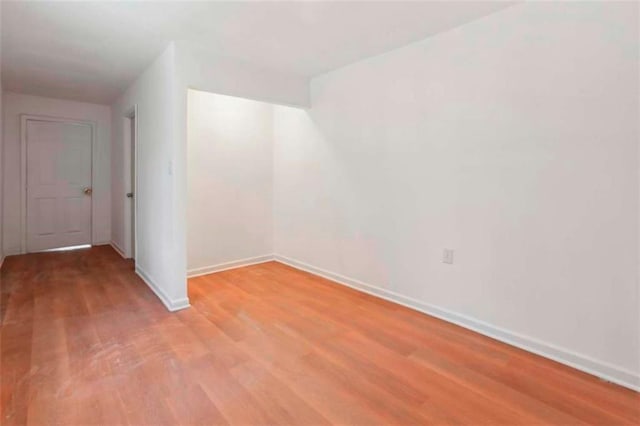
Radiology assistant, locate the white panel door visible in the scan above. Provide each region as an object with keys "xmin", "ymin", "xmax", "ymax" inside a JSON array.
[{"xmin": 26, "ymin": 120, "xmax": 92, "ymax": 252}]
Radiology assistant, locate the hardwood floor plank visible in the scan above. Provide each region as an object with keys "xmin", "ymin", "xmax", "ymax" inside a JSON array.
[
  {"xmin": 229, "ymin": 360, "xmax": 332, "ymax": 426},
  {"xmin": 1, "ymin": 248, "xmax": 638, "ymax": 425}
]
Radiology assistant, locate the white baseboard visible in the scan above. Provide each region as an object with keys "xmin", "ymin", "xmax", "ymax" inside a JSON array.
[
  {"xmin": 109, "ymin": 241, "xmax": 127, "ymax": 259},
  {"xmin": 274, "ymin": 254, "xmax": 640, "ymax": 392},
  {"xmin": 187, "ymin": 254, "xmax": 275, "ymax": 278},
  {"xmin": 135, "ymin": 265, "xmax": 190, "ymax": 312}
]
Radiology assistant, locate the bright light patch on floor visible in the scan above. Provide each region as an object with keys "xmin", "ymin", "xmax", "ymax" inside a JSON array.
[{"xmin": 40, "ymin": 244, "xmax": 91, "ymax": 253}]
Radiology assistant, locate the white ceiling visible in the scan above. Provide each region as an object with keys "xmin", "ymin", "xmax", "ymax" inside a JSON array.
[{"xmin": 1, "ymin": 1, "xmax": 514, "ymax": 105}]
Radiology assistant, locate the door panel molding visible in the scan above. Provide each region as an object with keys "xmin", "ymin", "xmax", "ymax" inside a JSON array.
[{"xmin": 20, "ymin": 114, "xmax": 97, "ymax": 253}]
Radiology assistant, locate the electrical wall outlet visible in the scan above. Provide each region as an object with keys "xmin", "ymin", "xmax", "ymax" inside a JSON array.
[{"xmin": 443, "ymin": 249, "xmax": 454, "ymax": 264}]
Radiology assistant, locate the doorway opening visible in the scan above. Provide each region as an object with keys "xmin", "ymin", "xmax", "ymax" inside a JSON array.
[
  {"xmin": 124, "ymin": 107, "xmax": 137, "ymax": 261},
  {"xmin": 21, "ymin": 116, "xmax": 95, "ymax": 253}
]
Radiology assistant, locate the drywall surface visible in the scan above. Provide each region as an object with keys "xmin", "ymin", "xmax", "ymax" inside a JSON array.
[
  {"xmin": 170, "ymin": 42, "xmax": 310, "ymax": 278},
  {"xmin": 110, "ymin": 41, "xmax": 311, "ymax": 310},
  {"xmin": 0, "ymin": 84, "xmax": 2, "ymax": 264},
  {"xmin": 111, "ymin": 43, "xmax": 188, "ymax": 310},
  {"xmin": 187, "ymin": 90, "xmax": 274, "ymax": 274},
  {"xmin": 273, "ymin": 1, "xmax": 640, "ymax": 388},
  {"xmin": 0, "ymin": 2, "xmax": 3, "ymax": 264},
  {"xmin": 175, "ymin": 42, "xmax": 309, "ymax": 109},
  {"xmin": 2, "ymin": 92, "xmax": 111, "ymax": 254}
]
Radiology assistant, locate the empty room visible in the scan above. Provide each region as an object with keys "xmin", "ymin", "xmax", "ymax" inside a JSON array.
[{"xmin": 1, "ymin": 1, "xmax": 639, "ymax": 425}]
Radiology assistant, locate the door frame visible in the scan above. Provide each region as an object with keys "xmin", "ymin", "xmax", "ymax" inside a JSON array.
[
  {"xmin": 19, "ymin": 114, "xmax": 97, "ymax": 254},
  {"xmin": 123, "ymin": 105, "xmax": 138, "ymax": 260}
]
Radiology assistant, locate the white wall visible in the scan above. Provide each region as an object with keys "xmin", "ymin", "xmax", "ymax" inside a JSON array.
[
  {"xmin": 187, "ymin": 90, "xmax": 273, "ymax": 275},
  {"xmin": 2, "ymin": 92, "xmax": 111, "ymax": 254},
  {"xmin": 0, "ymin": 84, "xmax": 3, "ymax": 264},
  {"xmin": 110, "ymin": 41, "xmax": 310, "ymax": 310},
  {"xmin": 273, "ymin": 1, "xmax": 640, "ymax": 389},
  {"xmin": 111, "ymin": 43, "xmax": 188, "ymax": 311},
  {"xmin": 0, "ymin": 1, "xmax": 3, "ymax": 264},
  {"xmin": 175, "ymin": 42, "xmax": 309, "ymax": 109},
  {"xmin": 173, "ymin": 42, "xmax": 310, "ymax": 282}
]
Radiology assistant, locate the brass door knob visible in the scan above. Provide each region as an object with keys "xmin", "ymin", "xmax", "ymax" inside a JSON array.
[{"xmin": 83, "ymin": 187, "xmax": 93, "ymax": 196}]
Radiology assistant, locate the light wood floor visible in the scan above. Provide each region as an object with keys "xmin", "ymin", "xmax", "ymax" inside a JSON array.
[{"xmin": 1, "ymin": 246, "xmax": 638, "ymax": 425}]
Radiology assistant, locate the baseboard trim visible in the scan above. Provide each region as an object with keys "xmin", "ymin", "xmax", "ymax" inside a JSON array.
[
  {"xmin": 187, "ymin": 254, "xmax": 275, "ymax": 278},
  {"xmin": 109, "ymin": 241, "xmax": 127, "ymax": 259},
  {"xmin": 274, "ymin": 254, "xmax": 640, "ymax": 392},
  {"xmin": 135, "ymin": 265, "xmax": 190, "ymax": 312}
]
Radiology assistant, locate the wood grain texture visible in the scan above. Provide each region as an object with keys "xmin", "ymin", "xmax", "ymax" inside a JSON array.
[{"xmin": 1, "ymin": 246, "xmax": 638, "ymax": 425}]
